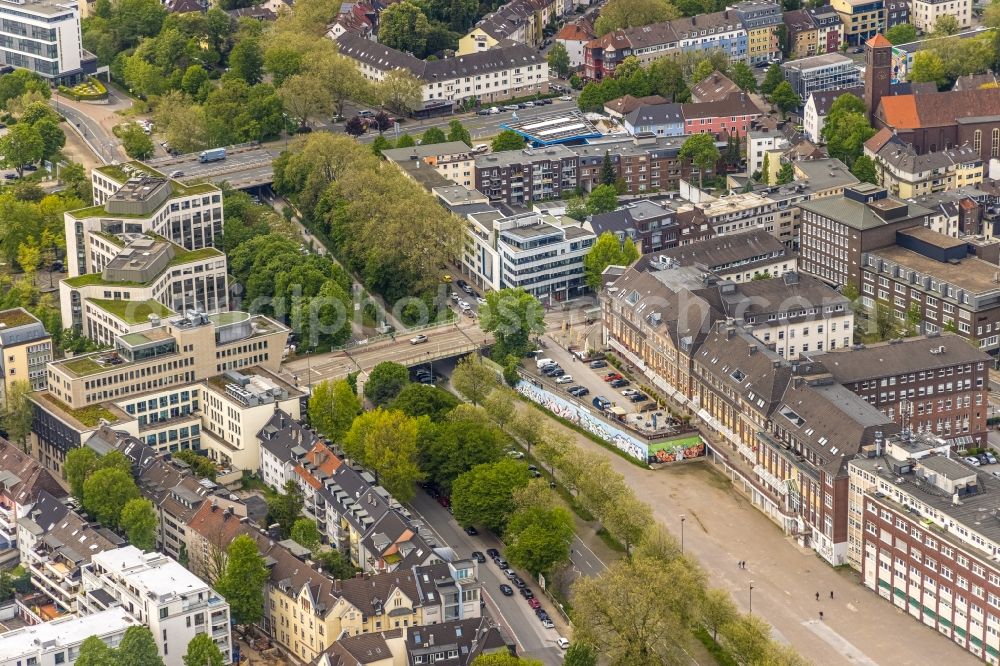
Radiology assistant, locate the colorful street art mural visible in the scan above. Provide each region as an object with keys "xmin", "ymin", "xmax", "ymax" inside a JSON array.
[
  {"xmin": 515, "ymin": 380, "xmax": 707, "ymax": 464},
  {"xmin": 648, "ymin": 435, "xmax": 706, "ymax": 464}
]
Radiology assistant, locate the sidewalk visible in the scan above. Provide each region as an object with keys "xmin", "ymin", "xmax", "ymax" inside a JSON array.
[{"xmin": 517, "ymin": 392, "xmax": 976, "ymax": 665}]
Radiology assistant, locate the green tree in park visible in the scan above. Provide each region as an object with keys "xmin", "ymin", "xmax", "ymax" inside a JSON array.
[
  {"xmin": 216, "ymin": 534, "xmax": 269, "ymax": 625},
  {"xmin": 390, "ymin": 383, "xmax": 459, "ymax": 420},
  {"xmin": 770, "ymin": 81, "xmax": 801, "ymax": 118},
  {"xmin": 118, "ymin": 626, "xmax": 164, "ymax": 666},
  {"xmin": 547, "ymin": 42, "xmax": 571, "ymax": 77},
  {"xmin": 594, "ymin": 0, "xmax": 679, "ymax": 35},
  {"xmin": 583, "ymin": 231, "xmax": 640, "ymax": 290},
  {"xmin": 885, "ymin": 23, "xmax": 917, "ymax": 44},
  {"xmin": 760, "ymin": 63, "xmax": 783, "ymax": 96},
  {"xmin": 420, "ymin": 126, "xmax": 446, "ymax": 145},
  {"xmin": 492, "ymin": 129, "xmax": 525, "ymax": 152},
  {"xmin": 909, "ymin": 50, "xmax": 947, "ymax": 88},
  {"xmin": 0, "ymin": 123, "xmax": 44, "ymax": 177},
  {"xmin": 118, "ymin": 123, "xmax": 154, "ymax": 159},
  {"xmin": 600, "ymin": 151, "xmax": 617, "ymax": 186},
  {"xmin": 479, "ymin": 288, "xmax": 545, "ymax": 360},
  {"xmin": 851, "ymin": 155, "xmax": 878, "ymax": 184},
  {"xmin": 776, "ymin": 161, "xmax": 794, "ymax": 184},
  {"xmin": 416, "ymin": 405, "xmax": 506, "ymax": 493},
  {"xmin": 183, "ymin": 633, "xmax": 225, "ymax": 666},
  {"xmin": 344, "ymin": 408, "xmax": 422, "ymax": 502},
  {"xmin": 451, "ymin": 354, "xmax": 498, "ymax": 405},
  {"xmin": 447, "ymin": 120, "xmax": 471, "ymax": 146},
  {"xmin": 378, "ymin": 1, "xmax": 431, "ymax": 56},
  {"xmin": 452, "ymin": 459, "xmax": 531, "ymax": 533},
  {"xmin": 364, "ymin": 361, "xmax": 410, "ymax": 407},
  {"xmin": 266, "ymin": 480, "xmax": 303, "ymax": 538},
  {"xmin": 290, "ymin": 518, "xmax": 322, "ymax": 550},
  {"xmin": 0, "ymin": 380, "xmax": 33, "ymax": 453},
  {"xmin": 75, "ymin": 636, "xmax": 117, "ymax": 666},
  {"xmin": 731, "ymin": 61, "xmax": 758, "ymax": 93},
  {"xmin": 586, "ymin": 183, "xmax": 618, "ymax": 215},
  {"xmin": 679, "ymin": 133, "xmax": 721, "ymax": 189},
  {"xmin": 308, "ymin": 379, "xmax": 361, "ymax": 442},
  {"xmin": 83, "ymin": 467, "xmax": 140, "ymax": 528},
  {"xmin": 120, "ymin": 498, "xmax": 158, "ymax": 551},
  {"xmin": 505, "ymin": 500, "xmax": 574, "ymax": 575},
  {"xmin": 228, "ymin": 38, "xmax": 263, "ymax": 84}
]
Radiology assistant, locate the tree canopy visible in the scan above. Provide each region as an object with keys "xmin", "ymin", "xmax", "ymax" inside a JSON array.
[
  {"xmin": 583, "ymin": 232, "xmax": 640, "ymax": 290},
  {"xmin": 452, "ymin": 459, "xmax": 531, "ymax": 533},
  {"xmin": 595, "ymin": 0, "xmax": 680, "ymax": 35},
  {"xmin": 364, "ymin": 361, "xmax": 411, "ymax": 407},
  {"xmin": 216, "ymin": 534, "xmax": 269, "ymax": 625},
  {"xmin": 479, "ymin": 288, "xmax": 545, "ymax": 360},
  {"xmin": 344, "ymin": 408, "xmax": 422, "ymax": 502}
]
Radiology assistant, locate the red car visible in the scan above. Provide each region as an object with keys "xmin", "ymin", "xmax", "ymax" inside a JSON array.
[
  {"xmin": 437, "ymin": 495, "xmax": 451, "ymax": 508},
  {"xmin": 528, "ymin": 598, "xmax": 541, "ymax": 609},
  {"xmin": 603, "ymin": 373, "xmax": 623, "ymax": 382}
]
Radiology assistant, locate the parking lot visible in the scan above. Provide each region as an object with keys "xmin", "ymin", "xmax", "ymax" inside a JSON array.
[{"xmin": 527, "ymin": 340, "xmax": 689, "ymax": 440}]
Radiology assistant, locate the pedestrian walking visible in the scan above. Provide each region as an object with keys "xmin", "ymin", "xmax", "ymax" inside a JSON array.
[
  {"xmin": 819, "ymin": 611, "xmax": 824, "ymax": 621},
  {"xmin": 830, "ymin": 591, "xmax": 834, "ymax": 599},
  {"xmin": 815, "ymin": 592, "xmax": 819, "ymax": 601}
]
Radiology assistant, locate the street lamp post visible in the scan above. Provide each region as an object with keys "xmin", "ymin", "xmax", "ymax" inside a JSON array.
[
  {"xmin": 680, "ymin": 515, "xmax": 686, "ymax": 554},
  {"xmin": 749, "ymin": 581, "xmax": 755, "ymax": 614}
]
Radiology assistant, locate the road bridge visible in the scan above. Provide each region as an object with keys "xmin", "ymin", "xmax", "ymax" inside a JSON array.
[{"xmin": 145, "ymin": 144, "xmax": 281, "ymax": 188}]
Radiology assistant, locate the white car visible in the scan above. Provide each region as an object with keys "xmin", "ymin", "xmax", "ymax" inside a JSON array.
[
  {"xmin": 506, "ymin": 450, "xmax": 525, "ymax": 459},
  {"xmin": 555, "ymin": 375, "xmax": 573, "ymax": 384},
  {"xmin": 556, "ymin": 638, "xmax": 570, "ymax": 650},
  {"xmin": 560, "ymin": 95, "xmax": 572, "ymax": 101},
  {"xmin": 965, "ymin": 456, "xmax": 981, "ymax": 466},
  {"xmin": 621, "ymin": 388, "xmax": 638, "ymax": 396},
  {"xmin": 472, "ymin": 143, "xmax": 488, "ymax": 153},
  {"xmin": 541, "ymin": 619, "xmax": 555, "ymax": 629},
  {"xmin": 409, "ymin": 335, "xmax": 428, "ymax": 345},
  {"xmin": 458, "ymin": 300, "xmax": 471, "ymax": 309},
  {"xmin": 476, "ymin": 296, "xmax": 487, "ymax": 305}
]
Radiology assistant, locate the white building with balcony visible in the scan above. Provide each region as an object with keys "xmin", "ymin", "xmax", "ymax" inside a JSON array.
[
  {"xmin": 462, "ymin": 209, "xmax": 595, "ymax": 302},
  {"xmin": 0, "ymin": 439, "xmax": 65, "ymax": 554},
  {"xmin": 0, "ymin": 607, "xmax": 135, "ymax": 666},
  {"xmin": 0, "ymin": 0, "xmax": 97, "ymax": 84},
  {"xmin": 78, "ymin": 546, "xmax": 232, "ymax": 666}
]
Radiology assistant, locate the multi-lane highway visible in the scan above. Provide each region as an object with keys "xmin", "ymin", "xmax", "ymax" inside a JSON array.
[{"xmin": 145, "ymin": 144, "xmax": 283, "ymax": 188}]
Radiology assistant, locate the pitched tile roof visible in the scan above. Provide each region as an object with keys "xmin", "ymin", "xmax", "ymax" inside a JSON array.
[
  {"xmin": 624, "ymin": 102, "xmax": 684, "ymax": 127},
  {"xmin": 880, "ymin": 89, "xmax": 1000, "ymax": 129},
  {"xmin": 690, "ymin": 71, "xmax": 740, "ymax": 103},
  {"xmin": 682, "ymin": 92, "xmax": 761, "ymax": 121},
  {"xmin": 866, "ymin": 34, "xmax": 892, "ymax": 49},
  {"xmin": 605, "ymin": 94, "xmax": 668, "ymax": 116},
  {"xmin": 0, "ymin": 438, "xmax": 66, "ymax": 507},
  {"xmin": 335, "ymin": 32, "xmax": 544, "ymax": 82},
  {"xmin": 555, "ymin": 22, "xmax": 594, "ymax": 42}
]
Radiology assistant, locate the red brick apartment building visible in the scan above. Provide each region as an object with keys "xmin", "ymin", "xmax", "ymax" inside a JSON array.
[
  {"xmin": 805, "ymin": 335, "xmax": 991, "ymax": 446},
  {"xmin": 851, "ymin": 444, "xmax": 1000, "ymax": 664}
]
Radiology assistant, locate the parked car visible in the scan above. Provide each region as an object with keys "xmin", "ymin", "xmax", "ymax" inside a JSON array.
[
  {"xmin": 560, "ymin": 95, "xmax": 572, "ymax": 101},
  {"xmin": 169, "ymin": 170, "xmax": 185, "ymax": 178},
  {"xmin": 503, "ymin": 105, "xmax": 519, "ymax": 111},
  {"xmin": 556, "ymin": 638, "xmax": 570, "ymax": 649},
  {"xmin": 495, "ymin": 558, "xmax": 509, "ymax": 569},
  {"xmin": 500, "ymin": 584, "xmax": 514, "ymax": 596},
  {"xmin": 609, "ymin": 378, "xmax": 630, "ymax": 388},
  {"xmin": 506, "ymin": 450, "xmax": 525, "ymax": 459},
  {"xmin": 472, "ymin": 143, "xmax": 489, "ymax": 153},
  {"xmin": 555, "ymin": 375, "xmax": 573, "ymax": 384},
  {"xmin": 476, "ymin": 296, "xmax": 487, "ymax": 305},
  {"xmin": 464, "ymin": 526, "xmax": 478, "ymax": 536},
  {"xmin": 604, "ymin": 372, "xmax": 623, "ymax": 382},
  {"xmin": 471, "ymin": 551, "xmax": 486, "ymax": 563},
  {"xmin": 486, "ymin": 548, "xmax": 500, "ymax": 559},
  {"xmin": 979, "ymin": 454, "xmax": 991, "ymax": 466},
  {"xmin": 622, "ymin": 388, "xmax": 639, "ymax": 396},
  {"xmin": 965, "ymin": 456, "xmax": 981, "ymax": 466},
  {"xmin": 456, "ymin": 279, "xmax": 468, "ymax": 288},
  {"xmin": 513, "ymin": 576, "xmax": 526, "ymax": 588},
  {"xmin": 592, "ymin": 396, "xmax": 611, "ymax": 411},
  {"xmin": 409, "ymin": 334, "xmax": 428, "ymax": 345},
  {"xmin": 357, "ymin": 109, "xmax": 374, "ymax": 118},
  {"xmin": 520, "ymin": 588, "xmax": 534, "ymax": 599},
  {"xmin": 528, "ymin": 597, "xmax": 541, "ymax": 608},
  {"xmin": 588, "ymin": 359, "xmax": 607, "ymax": 368},
  {"xmin": 629, "ymin": 393, "xmax": 649, "ymax": 403},
  {"xmin": 504, "ymin": 569, "xmax": 518, "ymax": 580},
  {"xmin": 569, "ymin": 386, "xmax": 589, "ymax": 397},
  {"xmin": 988, "ymin": 453, "xmax": 998, "ymax": 465}
]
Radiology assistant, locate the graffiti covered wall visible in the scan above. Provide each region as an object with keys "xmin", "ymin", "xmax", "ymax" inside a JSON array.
[{"xmin": 515, "ymin": 380, "xmax": 649, "ymax": 461}]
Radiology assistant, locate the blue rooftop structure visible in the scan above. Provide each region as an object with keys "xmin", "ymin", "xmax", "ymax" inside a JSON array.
[{"xmin": 500, "ymin": 112, "xmax": 603, "ymax": 146}]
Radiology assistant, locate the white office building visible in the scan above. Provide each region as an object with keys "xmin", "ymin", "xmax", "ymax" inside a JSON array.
[
  {"xmin": 0, "ymin": 608, "xmax": 135, "ymax": 666},
  {"xmin": 463, "ymin": 210, "xmax": 594, "ymax": 301},
  {"xmin": 0, "ymin": 0, "xmax": 96, "ymax": 83},
  {"xmin": 78, "ymin": 546, "xmax": 232, "ymax": 666}
]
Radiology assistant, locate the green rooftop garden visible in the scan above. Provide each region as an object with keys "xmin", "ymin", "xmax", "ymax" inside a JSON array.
[
  {"xmin": 60, "ymin": 356, "xmax": 105, "ymax": 375},
  {"xmin": 93, "ymin": 231, "xmax": 125, "ymax": 247},
  {"xmin": 87, "ymin": 298, "xmax": 173, "ymax": 324},
  {"xmin": 168, "ymin": 246, "xmax": 222, "ymax": 266},
  {"xmin": 63, "ymin": 273, "xmax": 144, "ymax": 288},
  {"xmin": 66, "ymin": 204, "xmax": 149, "ymax": 220},
  {"xmin": 209, "ymin": 311, "xmax": 249, "ymax": 325},
  {"xmin": 36, "ymin": 393, "xmax": 118, "ymax": 428},
  {"xmin": 173, "ymin": 181, "xmax": 218, "ymax": 196},
  {"xmin": 0, "ymin": 308, "xmax": 37, "ymax": 328},
  {"xmin": 95, "ymin": 161, "xmax": 164, "ymax": 183}
]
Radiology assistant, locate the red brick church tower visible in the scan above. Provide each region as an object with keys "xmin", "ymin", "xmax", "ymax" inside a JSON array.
[{"xmin": 864, "ymin": 34, "xmax": 893, "ymax": 123}]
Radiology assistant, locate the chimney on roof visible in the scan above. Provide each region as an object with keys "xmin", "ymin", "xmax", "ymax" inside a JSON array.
[
  {"xmin": 223, "ymin": 507, "xmax": 232, "ymax": 521},
  {"xmin": 211, "ymin": 500, "xmax": 218, "ymax": 512}
]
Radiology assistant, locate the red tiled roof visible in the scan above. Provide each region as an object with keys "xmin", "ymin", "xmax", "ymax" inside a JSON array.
[
  {"xmin": 878, "ymin": 95, "xmax": 920, "ymax": 129},
  {"xmin": 866, "ymin": 34, "xmax": 892, "ymax": 49},
  {"xmin": 556, "ymin": 23, "xmax": 593, "ymax": 41},
  {"xmin": 864, "ymin": 127, "xmax": 894, "ymax": 153}
]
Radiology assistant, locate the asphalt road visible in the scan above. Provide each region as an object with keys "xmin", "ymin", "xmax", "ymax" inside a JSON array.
[
  {"xmin": 279, "ymin": 321, "xmax": 491, "ymax": 388},
  {"xmin": 408, "ymin": 488, "xmax": 576, "ymax": 665},
  {"xmin": 55, "ymin": 101, "xmax": 120, "ymax": 164}
]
